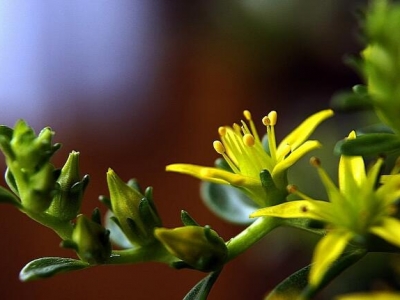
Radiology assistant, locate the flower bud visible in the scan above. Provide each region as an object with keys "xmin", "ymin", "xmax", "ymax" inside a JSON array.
[
  {"xmin": 154, "ymin": 226, "xmax": 227, "ymax": 272},
  {"xmin": 71, "ymin": 215, "xmax": 111, "ymax": 264},
  {"xmin": 22, "ymin": 163, "xmax": 57, "ymax": 212},
  {"xmin": 106, "ymin": 169, "xmax": 160, "ymax": 246},
  {"xmin": 47, "ymin": 151, "xmax": 89, "ymax": 221},
  {"xmin": 9, "ymin": 120, "xmax": 59, "ymax": 173}
]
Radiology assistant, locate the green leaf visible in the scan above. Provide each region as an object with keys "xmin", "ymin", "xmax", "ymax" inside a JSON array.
[
  {"xmin": 0, "ymin": 185, "xmax": 21, "ymax": 208},
  {"xmin": 335, "ymin": 133, "xmax": 400, "ymax": 156},
  {"xmin": 265, "ymin": 265, "xmax": 311, "ymax": 300},
  {"xmin": 330, "ymin": 86, "xmax": 373, "ymax": 112},
  {"xmin": 200, "ymin": 182, "xmax": 258, "ymax": 225},
  {"xmin": 19, "ymin": 257, "xmax": 89, "ymax": 281},
  {"xmin": 265, "ymin": 249, "xmax": 366, "ymax": 299},
  {"xmin": 183, "ymin": 270, "xmax": 221, "ymax": 300}
]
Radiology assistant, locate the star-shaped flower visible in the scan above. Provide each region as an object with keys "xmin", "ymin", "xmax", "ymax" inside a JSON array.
[
  {"xmin": 167, "ymin": 109, "xmax": 333, "ymax": 207},
  {"xmin": 251, "ymin": 131, "xmax": 400, "ymax": 286}
]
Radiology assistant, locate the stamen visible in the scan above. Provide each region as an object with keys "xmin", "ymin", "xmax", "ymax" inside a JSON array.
[
  {"xmin": 268, "ymin": 111, "xmax": 277, "ymax": 126},
  {"xmin": 262, "ymin": 116, "xmax": 270, "ymax": 126},
  {"xmin": 213, "ymin": 141, "xmax": 226, "ymax": 154},
  {"xmin": 213, "ymin": 140, "xmax": 240, "ymax": 173},
  {"xmin": 287, "ymin": 184, "xmax": 298, "ymax": 194},
  {"xmin": 243, "ymin": 110, "xmax": 252, "ymax": 121},
  {"xmin": 287, "ymin": 184, "xmax": 314, "ymax": 200},
  {"xmin": 310, "ymin": 157, "xmax": 321, "ymax": 167},
  {"xmin": 233, "ymin": 123, "xmax": 241, "ymax": 134},
  {"xmin": 243, "ymin": 134, "xmax": 255, "ymax": 147},
  {"xmin": 218, "ymin": 126, "xmax": 226, "ymax": 136}
]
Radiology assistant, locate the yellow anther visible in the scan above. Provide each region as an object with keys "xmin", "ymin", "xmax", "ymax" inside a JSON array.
[
  {"xmin": 233, "ymin": 123, "xmax": 241, "ymax": 133},
  {"xmin": 218, "ymin": 126, "xmax": 226, "ymax": 136},
  {"xmin": 213, "ymin": 140, "xmax": 226, "ymax": 154},
  {"xmin": 243, "ymin": 134, "xmax": 255, "ymax": 147},
  {"xmin": 262, "ymin": 116, "xmax": 270, "ymax": 126},
  {"xmin": 287, "ymin": 184, "xmax": 298, "ymax": 194},
  {"xmin": 243, "ymin": 110, "xmax": 252, "ymax": 121},
  {"xmin": 268, "ymin": 111, "xmax": 277, "ymax": 126},
  {"xmin": 310, "ymin": 157, "xmax": 321, "ymax": 167}
]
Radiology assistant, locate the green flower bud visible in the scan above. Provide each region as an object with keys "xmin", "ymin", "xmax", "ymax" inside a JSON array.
[
  {"xmin": 154, "ymin": 226, "xmax": 227, "ymax": 272},
  {"xmin": 106, "ymin": 169, "xmax": 160, "ymax": 247},
  {"xmin": 23, "ymin": 163, "xmax": 57, "ymax": 212},
  {"xmin": 9, "ymin": 120, "xmax": 59, "ymax": 173},
  {"xmin": 47, "ymin": 151, "xmax": 89, "ymax": 221},
  {"xmin": 71, "ymin": 215, "xmax": 111, "ymax": 264}
]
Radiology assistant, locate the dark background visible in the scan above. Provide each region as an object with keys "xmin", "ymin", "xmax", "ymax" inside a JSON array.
[{"xmin": 0, "ymin": 1, "xmax": 368, "ymax": 299}]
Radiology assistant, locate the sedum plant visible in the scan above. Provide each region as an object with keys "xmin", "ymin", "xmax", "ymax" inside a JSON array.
[{"xmin": 2, "ymin": 0, "xmax": 400, "ymax": 299}]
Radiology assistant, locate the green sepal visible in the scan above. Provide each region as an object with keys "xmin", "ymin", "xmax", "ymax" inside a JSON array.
[
  {"xmin": 260, "ymin": 169, "xmax": 288, "ymax": 206},
  {"xmin": 19, "ymin": 257, "xmax": 89, "ymax": 282},
  {"xmin": 105, "ymin": 210, "xmax": 132, "ymax": 249},
  {"xmin": 5, "ymin": 168, "xmax": 19, "ymax": 196},
  {"xmin": 200, "ymin": 181, "xmax": 258, "ymax": 225},
  {"xmin": 60, "ymin": 239, "xmax": 78, "ymax": 251},
  {"xmin": 139, "ymin": 197, "xmax": 162, "ymax": 229},
  {"xmin": 181, "ymin": 210, "xmax": 200, "ymax": 226},
  {"xmin": 99, "ymin": 195, "xmax": 112, "ymax": 210},
  {"xmin": 91, "ymin": 207, "xmax": 102, "ymax": 225},
  {"xmin": 183, "ymin": 270, "xmax": 222, "ymax": 300},
  {"xmin": 126, "ymin": 217, "xmax": 147, "ymax": 243},
  {"xmin": 127, "ymin": 178, "xmax": 142, "ymax": 193},
  {"xmin": 335, "ymin": 133, "xmax": 400, "ymax": 156},
  {"xmin": 0, "ymin": 185, "xmax": 21, "ymax": 208},
  {"xmin": 0, "ymin": 124, "xmax": 13, "ymax": 140}
]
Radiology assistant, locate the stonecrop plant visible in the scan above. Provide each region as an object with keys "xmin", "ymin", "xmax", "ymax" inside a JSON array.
[{"xmin": 2, "ymin": 0, "xmax": 400, "ymax": 299}]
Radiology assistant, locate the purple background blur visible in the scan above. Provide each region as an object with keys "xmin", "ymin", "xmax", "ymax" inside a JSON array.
[{"xmin": 0, "ymin": 1, "xmax": 365, "ymax": 299}]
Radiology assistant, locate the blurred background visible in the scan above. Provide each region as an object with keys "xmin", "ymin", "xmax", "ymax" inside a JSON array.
[{"xmin": 0, "ymin": 0, "xmax": 373, "ymax": 299}]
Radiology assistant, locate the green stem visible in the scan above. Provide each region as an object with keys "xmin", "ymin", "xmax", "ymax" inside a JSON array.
[
  {"xmin": 226, "ymin": 217, "xmax": 281, "ymax": 261},
  {"xmin": 107, "ymin": 242, "xmax": 178, "ymax": 265},
  {"xmin": 24, "ymin": 210, "xmax": 73, "ymax": 240}
]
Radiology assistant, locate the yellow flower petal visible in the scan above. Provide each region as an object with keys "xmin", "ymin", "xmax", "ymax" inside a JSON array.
[
  {"xmin": 369, "ymin": 217, "xmax": 400, "ymax": 248},
  {"xmin": 277, "ymin": 109, "xmax": 333, "ymax": 154},
  {"xmin": 309, "ymin": 230, "xmax": 354, "ymax": 287},
  {"xmin": 250, "ymin": 200, "xmax": 333, "ymax": 221},
  {"xmin": 166, "ymin": 163, "xmax": 259, "ymax": 186},
  {"xmin": 338, "ymin": 131, "xmax": 366, "ymax": 197},
  {"xmin": 272, "ymin": 140, "xmax": 321, "ymax": 177}
]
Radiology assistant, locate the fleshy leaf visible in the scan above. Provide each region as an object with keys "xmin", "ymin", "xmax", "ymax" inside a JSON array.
[
  {"xmin": 335, "ymin": 133, "xmax": 400, "ymax": 156},
  {"xmin": 183, "ymin": 270, "xmax": 221, "ymax": 300},
  {"xmin": 19, "ymin": 257, "xmax": 89, "ymax": 281},
  {"xmin": 266, "ymin": 248, "xmax": 367, "ymax": 299},
  {"xmin": 330, "ymin": 90, "xmax": 373, "ymax": 112},
  {"xmin": 0, "ymin": 185, "xmax": 21, "ymax": 207},
  {"xmin": 200, "ymin": 182, "xmax": 258, "ymax": 224}
]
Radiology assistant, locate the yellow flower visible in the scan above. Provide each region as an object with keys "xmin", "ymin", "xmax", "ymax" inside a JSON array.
[
  {"xmin": 167, "ymin": 109, "xmax": 333, "ymax": 207},
  {"xmin": 251, "ymin": 131, "xmax": 400, "ymax": 287}
]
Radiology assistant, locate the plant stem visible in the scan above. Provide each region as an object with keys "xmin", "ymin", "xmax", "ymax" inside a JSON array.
[
  {"xmin": 226, "ymin": 217, "xmax": 281, "ymax": 261},
  {"xmin": 107, "ymin": 242, "xmax": 178, "ymax": 265}
]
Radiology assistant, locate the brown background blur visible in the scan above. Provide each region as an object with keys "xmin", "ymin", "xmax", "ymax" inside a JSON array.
[{"xmin": 0, "ymin": 1, "xmax": 366, "ymax": 299}]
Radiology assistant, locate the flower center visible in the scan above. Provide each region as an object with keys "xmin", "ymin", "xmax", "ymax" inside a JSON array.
[{"xmin": 213, "ymin": 110, "xmax": 278, "ymax": 179}]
